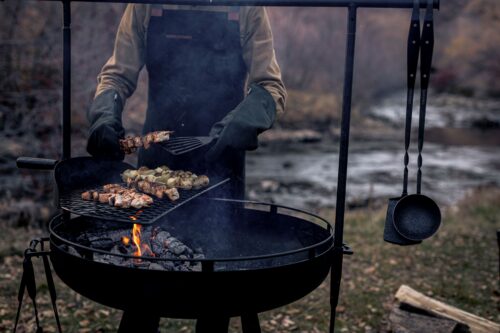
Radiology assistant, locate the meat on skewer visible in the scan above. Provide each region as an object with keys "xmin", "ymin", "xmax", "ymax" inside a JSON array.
[{"xmin": 120, "ymin": 131, "xmax": 173, "ymax": 154}]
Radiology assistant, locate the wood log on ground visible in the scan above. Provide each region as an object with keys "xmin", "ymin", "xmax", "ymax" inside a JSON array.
[
  {"xmin": 389, "ymin": 306, "xmax": 462, "ymax": 333},
  {"xmin": 395, "ymin": 285, "xmax": 500, "ymax": 333}
]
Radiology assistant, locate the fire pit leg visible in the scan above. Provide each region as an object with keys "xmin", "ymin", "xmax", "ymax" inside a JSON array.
[
  {"xmin": 241, "ymin": 313, "xmax": 261, "ymax": 333},
  {"xmin": 118, "ymin": 312, "xmax": 160, "ymax": 333}
]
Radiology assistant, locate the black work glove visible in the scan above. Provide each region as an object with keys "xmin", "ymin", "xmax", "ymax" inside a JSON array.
[
  {"xmin": 86, "ymin": 89, "xmax": 125, "ymax": 160},
  {"xmin": 206, "ymin": 83, "xmax": 276, "ymax": 162}
]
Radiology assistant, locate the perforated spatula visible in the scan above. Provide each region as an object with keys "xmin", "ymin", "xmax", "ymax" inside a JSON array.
[{"xmin": 160, "ymin": 136, "xmax": 215, "ymax": 155}]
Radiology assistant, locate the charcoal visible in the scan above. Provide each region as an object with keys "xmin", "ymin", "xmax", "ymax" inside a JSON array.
[
  {"xmin": 191, "ymin": 263, "xmax": 202, "ymax": 272},
  {"xmin": 66, "ymin": 245, "xmax": 81, "ymax": 257},
  {"xmin": 133, "ymin": 260, "xmax": 150, "ymax": 269},
  {"xmin": 151, "ymin": 226, "xmax": 161, "ymax": 238},
  {"xmin": 160, "ymin": 260, "xmax": 175, "ymax": 271},
  {"xmin": 151, "ymin": 239, "xmax": 165, "ymax": 256},
  {"xmin": 110, "ymin": 245, "xmax": 121, "ymax": 255},
  {"xmin": 155, "ymin": 231, "xmax": 171, "ymax": 245},
  {"xmin": 88, "ymin": 230, "xmax": 127, "ymax": 242},
  {"xmin": 171, "ymin": 244, "xmax": 186, "ymax": 255},
  {"xmin": 107, "ymin": 255, "xmax": 123, "ymax": 265},
  {"xmin": 149, "ymin": 263, "xmax": 164, "ymax": 270},
  {"xmin": 75, "ymin": 234, "xmax": 89, "ymax": 244},
  {"xmin": 117, "ymin": 244, "xmax": 129, "ymax": 254},
  {"xmin": 178, "ymin": 265, "xmax": 190, "ymax": 272},
  {"xmin": 64, "ymin": 225, "xmax": 204, "ymax": 271},
  {"xmin": 89, "ymin": 237, "xmax": 115, "ymax": 250},
  {"xmin": 142, "ymin": 230, "xmax": 152, "ymax": 243},
  {"xmin": 93, "ymin": 254, "xmax": 107, "ymax": 264},
  {"xmin": 166, "ymin": 236, "xmax": 178, "ymax": 244},
  {"xmin": 121, "ymin": 259, "xmax": 135, "ymax": 268}
]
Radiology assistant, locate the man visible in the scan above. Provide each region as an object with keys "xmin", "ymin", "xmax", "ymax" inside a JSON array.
[{"xmin": 86, "ymin": 3, "xmax": 286, "ymax": 333}]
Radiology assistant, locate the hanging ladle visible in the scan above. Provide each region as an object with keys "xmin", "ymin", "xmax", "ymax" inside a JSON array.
[
  {"xmin": 393, "ymin": 0, "xmax": 441, "ymax": 241},
  {"xmin": 383, "ymin": 0, "xmax": 422, "ymax": 245}
]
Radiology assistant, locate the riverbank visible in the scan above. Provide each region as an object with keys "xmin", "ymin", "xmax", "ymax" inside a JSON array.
[{"xmin": 1, "ymin": 186, "xmax": 498, "ymax": 333}]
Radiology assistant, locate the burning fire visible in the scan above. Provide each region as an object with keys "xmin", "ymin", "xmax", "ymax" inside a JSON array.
[
  {"xmin": 122, "ymin": 223, "xmax": 155, "ymax": 258},
  {"xmin": 132, "ymin": 224, "xmax": 142, "ymax": 256}
]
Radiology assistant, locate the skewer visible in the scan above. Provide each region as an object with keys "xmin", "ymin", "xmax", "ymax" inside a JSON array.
[{"xmin": 120, "ymin": 131, "xmax": 173, "ymax": 154}]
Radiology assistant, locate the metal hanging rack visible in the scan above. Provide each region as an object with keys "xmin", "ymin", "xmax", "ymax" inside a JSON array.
[{"xmin": 21, "ymin": 0, "xmax": 440, "ymax": 332}]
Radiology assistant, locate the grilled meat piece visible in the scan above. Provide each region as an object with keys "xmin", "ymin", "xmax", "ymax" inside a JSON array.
[
  {"xmin": 98, "ymin": 193, "xmax": 114, "ymax": 203},
  {"xmin": 120, "ymin": 131, "xmax": 173, "ymax": 154},
  {"xmin": 193, "ymin": 175, "xmax": 210, "ymax": 189},
  {"xmin": 84, "ymin": 184, "xmax": 154, "ymax": 209},
  {"xmin": 133, "ymin": 136, "xmax": 143, "ymax": 148},
  {"xmin": 121, "ymin": 166, "xmax": 210, "ymax": 191},
  {"xmin": 81, "ymin": 191, "xmax": 92, "ymax": 200},
  {"xmin": 135, "ymin": 180, "xmax": 179, "ymax": 201},
  {"xmin": 165, "ymin": 188, "xmax": 180, "ymax": 201}
]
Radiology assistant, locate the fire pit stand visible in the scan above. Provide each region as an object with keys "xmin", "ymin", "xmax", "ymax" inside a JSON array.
[{"xmin": 13, "ymin": 0, "xmax": 440, "ymax": 332}]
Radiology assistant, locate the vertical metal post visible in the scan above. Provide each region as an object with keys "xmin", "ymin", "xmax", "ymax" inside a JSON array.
[
  {"xmin": 330, "ymin": 4, "xmax": 357, "ymax": 333},
  {"xmin": 62, "ymin": 0, "xmax": 71, "ymax": 160}
]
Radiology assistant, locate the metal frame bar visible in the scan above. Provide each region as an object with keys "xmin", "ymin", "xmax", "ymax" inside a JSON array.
[
  {"xmin": 41, "ymin": 0, "xmax": 439, "ymax": 8},
  {"xmin": 62, "ymin": 0, "xmax": 71, "ymax": 160}
]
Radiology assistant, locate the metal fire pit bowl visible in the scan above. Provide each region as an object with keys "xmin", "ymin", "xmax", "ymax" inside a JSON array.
[{"xmin": 49, "ymin": 198, "xmax": 334, "ymax": 319}]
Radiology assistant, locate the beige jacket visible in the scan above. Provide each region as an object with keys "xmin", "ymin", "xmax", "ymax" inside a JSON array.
[{"xmin": 96, "ymin": 4, "xmax": 286, "ymax": 115}]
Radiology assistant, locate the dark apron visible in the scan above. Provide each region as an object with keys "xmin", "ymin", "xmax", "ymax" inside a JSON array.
[{"xmin": 139, "ymin": 6, "xmax": 247, "ymax": 199}]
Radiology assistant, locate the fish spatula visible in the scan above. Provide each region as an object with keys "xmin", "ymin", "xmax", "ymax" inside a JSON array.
[{"xmin": 160, "ymin": 136, "xmax": 215, "ymax": 155}]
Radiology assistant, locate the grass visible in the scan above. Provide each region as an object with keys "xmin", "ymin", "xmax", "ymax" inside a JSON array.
[{"xmin": 1, "ymin": 187, "xmax": 499, "ymax": 333}]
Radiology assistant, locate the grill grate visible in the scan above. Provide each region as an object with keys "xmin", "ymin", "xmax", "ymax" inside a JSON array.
[{"xmin": 59, "ymin": 178, "xmax": 230, "ymax": 225}]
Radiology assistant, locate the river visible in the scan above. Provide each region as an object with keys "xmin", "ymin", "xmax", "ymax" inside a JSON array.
[{"xmin": 246, "ymin": 93, "xmax": 500, "ymax": 210}]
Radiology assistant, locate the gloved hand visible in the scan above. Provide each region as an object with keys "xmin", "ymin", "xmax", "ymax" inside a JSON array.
[
  {"xmin": 86, "ymin": 89, "xmax": 125, "ymax": 160},
  {"xmin": 206, "ymin": 83, "xmax": 276, "ymax": 162}
]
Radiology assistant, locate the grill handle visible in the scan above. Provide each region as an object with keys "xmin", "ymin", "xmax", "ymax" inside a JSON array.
[{"xmin": 17, "ymin": 157, "xmax": 58, "ymax": 170}]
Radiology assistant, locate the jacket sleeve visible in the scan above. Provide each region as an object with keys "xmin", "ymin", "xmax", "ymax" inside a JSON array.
[
  {"xmin": 241, "ymin": 7, "xmax": 287, "ymax": 115},
  {"xmin": 95, "ymin": 4, "xmax": 149, "ymax": 101}
]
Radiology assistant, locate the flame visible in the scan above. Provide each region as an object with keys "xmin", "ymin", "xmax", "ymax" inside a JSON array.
[
  {"xmin": 129, "ymin": 216, "xmax": 137, "ymax": 221},
  {"xmin": 141, "ymin": 244, "xmax": 155, "ymax": 257},
  {"xmin": 121, "ymin": 236, "xmax": 130, "ymax": 246},
  {"xmin": 132, "ymin": 224, "xmax": 142, "ymax": 257},
  {"xmin": 127, "ymin": 220, "xmax": 154, "ymax": 259}
]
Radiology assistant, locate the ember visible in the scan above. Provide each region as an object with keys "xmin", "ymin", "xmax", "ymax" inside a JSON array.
[{"xmin": 121, "ymin": 236, "xmax": 130, "ymax": 246}]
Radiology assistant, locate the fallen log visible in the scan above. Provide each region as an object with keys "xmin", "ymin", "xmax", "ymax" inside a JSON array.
[{"xmin": 395, "ymin": 285, "xmax": 500, "ymax": 333}]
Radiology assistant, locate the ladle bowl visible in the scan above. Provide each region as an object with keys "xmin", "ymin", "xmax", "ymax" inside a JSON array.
[
  {"xmin": 384, "ymin": 196, "xmax": 421, "ymax": 245},
  {"xmin": 393, "ymin": 194, "xmax": 441, "ymax": 241}
]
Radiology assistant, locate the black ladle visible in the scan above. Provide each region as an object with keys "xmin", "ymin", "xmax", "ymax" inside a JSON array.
[
  {"xmin": 393, "ymin": 0, "xmax": 441, "ymax": 241},
  {"xmin": 383, "ymin": 0, "xmax": 421, "ymax": 246}
]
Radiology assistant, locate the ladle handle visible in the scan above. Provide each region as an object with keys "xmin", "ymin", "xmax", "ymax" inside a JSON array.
[
  {"xmin": 402, "ymin": 0, "xmax": 421, "ymax": 196},
  {"xmin": 416, "ymin": 0, "xmax": 434, "ymax": 194}
]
